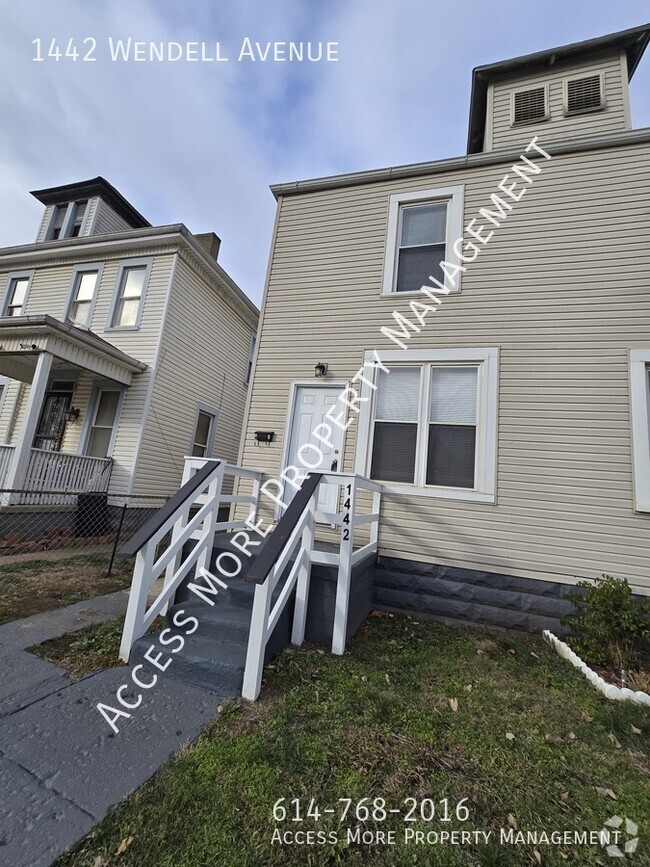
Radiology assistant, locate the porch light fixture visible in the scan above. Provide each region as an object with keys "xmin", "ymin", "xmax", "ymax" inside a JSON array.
[
  {"xmin": 314, "ymin": 362, "xmax": 328, "ymax": 378},
  {"xmin": 65, "ymin": 407, "xmax": 80, "ymax": 423}
]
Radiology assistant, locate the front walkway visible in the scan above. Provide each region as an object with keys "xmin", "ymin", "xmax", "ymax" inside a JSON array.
[{"xmin": 0, "ymin": 593, "xmax": 218, "ymax": 867}]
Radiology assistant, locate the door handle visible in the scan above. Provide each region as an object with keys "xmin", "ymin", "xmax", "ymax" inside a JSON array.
[{"xmin": 330, "ymin": 458, "xmax": 338, "ymax": 471}]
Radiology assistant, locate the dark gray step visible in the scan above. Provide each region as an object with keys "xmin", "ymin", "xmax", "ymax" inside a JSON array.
[
  {"xmin": 166, "ymin": 599, "xmax": 252, "ymax": 642},
  {"xmin": 130, "ymin": 632, "xmax": 246, "ymax": 696}
]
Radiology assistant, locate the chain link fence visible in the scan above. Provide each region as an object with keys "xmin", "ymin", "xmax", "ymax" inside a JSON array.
[{"xmin": 0, "ymin": 489, "xmax": 170, "ymax": 574}]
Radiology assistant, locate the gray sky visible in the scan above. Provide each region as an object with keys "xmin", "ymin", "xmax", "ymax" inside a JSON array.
[{"xmin": 1, "ymin": 1, "xmax": 649, "ymax": 305}]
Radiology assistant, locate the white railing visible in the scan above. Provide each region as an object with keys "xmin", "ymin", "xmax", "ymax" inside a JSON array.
[
  {"xmin": 0, "ymin": 445, "xmax": 15, "ymax": 488},
  {"xmin": 242, "ymin": 472, "xmax": 382, "ymax": 700},
  {"xmin": 20, "ymin": 450, "xmax": 112, "ymax": 505},
  {"xmin": 119, "ymin": 457, "xmax": 263, "ymax": 662}
]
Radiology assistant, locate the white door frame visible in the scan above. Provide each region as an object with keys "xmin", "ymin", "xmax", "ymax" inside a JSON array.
[{"xmin": 277, "ymin": 379, "xmax": 349, "ymax": 519}]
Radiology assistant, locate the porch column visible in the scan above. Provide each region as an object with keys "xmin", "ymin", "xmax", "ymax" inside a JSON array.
[{"xmin": 4, "ymin": 351, "xmax": 53, "ymax": 495}]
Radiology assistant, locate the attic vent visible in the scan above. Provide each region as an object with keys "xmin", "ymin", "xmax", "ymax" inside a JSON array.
[
  {"xmin": 513, "ymin": 87, "xmax": 546, "ymax": 124},
  {"xmin": 566, "ymin": 75, "xmax": 602, "ymax": 114}
]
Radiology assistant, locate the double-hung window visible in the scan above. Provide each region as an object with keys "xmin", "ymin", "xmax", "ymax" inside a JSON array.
[
  {"xmin": 3, "ymin": 272, "xmax": 33, "ymax": 317},
  {"xmin": 108, "ymin": 258, "xmax": 151, "ymax": 329},
  {"xmin": 83, "ymin": 386, "xmax": 123, "ymax": 458},
  {"xmin": 383, "ymin": 186, "xmax": 464, "ymax": 295},
  {"xmin": 66, "ymin": 264, "xmax": 102, "ymax": 328},
  {"xmin": 190, "ymin": 406, "xmax": 218, "ymax": 457},
  {"xmin": 358, "ymin": 349, "xmax": 498, "ymax": 503},
  {"xmin": 630, "ymin": 350, "xmax": 650, "ymax": 512}
]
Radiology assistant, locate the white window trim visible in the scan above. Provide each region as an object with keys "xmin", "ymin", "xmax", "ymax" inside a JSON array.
[
  {"xmin": 2, "ymin": 270, "xmax": 34, "ymax": 317},
  {"xmin": 382, "ymin": 185, "xmax": 464, "ymax": 297},
  {"xmin": 563, "ymin": 71, "xmax": 606, "ymax": 117},
  {"xmin": 78, "ymin": 380, "xmax": 125, "ymax": 458},
  {"xmin": 354, "ymin": 348, "xmax": 499, "ymax": 503},
  {"xmin": 510, "ymin": 83, "xmax": 550, "ymax": 127},
  {"xmin": 106, "ymin": 257, "xmax": 153, "ymax": 331},
  {"xmin": 63, "ymin": 262, "xmax": 104, "ymax": 329},
  {"xmin": 630, "ymin": 349, "xmax": 650, "ymax": 513},
  {"xmin": 189, "ymin": 403, "xmax": 219, "ymax": 458}
]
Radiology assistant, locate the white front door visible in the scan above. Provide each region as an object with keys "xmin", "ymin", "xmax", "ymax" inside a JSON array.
[{"xmin": 285, "ymin": 385, "xmax": 344, "ymax": 517}]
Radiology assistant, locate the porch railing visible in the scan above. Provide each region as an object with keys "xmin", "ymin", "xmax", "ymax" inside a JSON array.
[
  {"xmin": 118, "ymin": 458, "xmax": 264, "ymax": 662},
  {"xmin": 0, "ymin": 445, "xmax": 15, "ymax": 488},
  {"xmin": 23, "ymin": 450, "xmax": 112, "ymax": 504}
]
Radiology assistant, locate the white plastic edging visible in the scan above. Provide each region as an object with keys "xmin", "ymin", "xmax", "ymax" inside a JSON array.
[{"xmin": 542, "ymin": 630, "xmax": 650, "ymax": 707}]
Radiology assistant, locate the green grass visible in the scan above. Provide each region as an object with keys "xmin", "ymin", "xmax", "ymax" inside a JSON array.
[
  {"xmin": 0, "ymin": 554, "xmax": 133, "ymax": 623},
  {"xmin": 29, "ymin": 615, "xmax": 162, "ymax": 678},
  {"xmin": 57, "ymin": 614, "xmax": 650, "ymax": 867}
]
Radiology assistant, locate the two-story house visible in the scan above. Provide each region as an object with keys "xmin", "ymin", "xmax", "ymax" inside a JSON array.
[
  {"xmin": 0, "ymin": 177, "xmax": 258, "ymax": 509},
  {"xmin": 236, "ymin": 24, "xmax": 650, "ymax": 632}
]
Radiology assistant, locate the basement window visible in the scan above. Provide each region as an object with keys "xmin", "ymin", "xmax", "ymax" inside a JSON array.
[
  {"xmin": 512, "ymin": 86, "xmax": 548, "ymax": 125},
  {"xmin": 565, "ymin": 74, "xmax": 603, "ymax": 115}
]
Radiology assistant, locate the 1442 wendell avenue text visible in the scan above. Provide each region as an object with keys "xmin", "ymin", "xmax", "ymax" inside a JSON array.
[{"xmin": 31, "ymin": 37, "xmax": 340, "ymax": 63}]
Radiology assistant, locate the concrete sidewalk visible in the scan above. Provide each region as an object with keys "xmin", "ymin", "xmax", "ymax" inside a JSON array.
[{"xmin": 0, "ymin": 595, "xmax": 219, "ymax": 867}]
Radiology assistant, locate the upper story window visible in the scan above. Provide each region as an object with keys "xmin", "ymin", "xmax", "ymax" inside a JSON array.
[
  {"xmin": 630, "ymin": 350, "xmax": 650, "ymax": 513},
  {"xmin": 69, "ymin": 200, "xmax": 88, "ymax": 237},
  {"xmin": 2, "ymin": 271, "xmax": 33, "ymax": 317},
  {"xmin": 108, "ymin": 258, "xmax": 152, "ymax": 330},
  {"xmin": 565, "ymin": 74, "xmax": 603, "ymax": 115},
  {"xmin": 48, "ymin": 200, "xmax": 88, "ymax": 241},
  {"xmin": 382, "ymin": 186, "xmax": 464, "ymax": 295},
  {"xmin": 512, "ymin": 86, "xmax": 548, "ymax": 125},
  {"xmin": 65, "ymin": 263, "xmax": 102, "ymax": 328},
  {"xmin": 355, "ymin": 348, "xmax": 498, "ymax": 503}
]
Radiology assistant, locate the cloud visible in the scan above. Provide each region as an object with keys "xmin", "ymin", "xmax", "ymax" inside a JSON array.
[{"xmin": 0, "ymin": 0, "xmax": 648, "ymax": 304}]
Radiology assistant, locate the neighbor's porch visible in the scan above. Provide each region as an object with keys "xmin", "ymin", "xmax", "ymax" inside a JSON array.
[{"xmin": 0, "ymin": 315, "xmax": 146, "ymax": 504}]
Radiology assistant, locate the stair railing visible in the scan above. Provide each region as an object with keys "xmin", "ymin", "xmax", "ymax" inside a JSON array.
[
  {"xmin": 242, "ymin": 472, "xmax": 321, "ymax": 700},
  {"xmin": 241, "ymin": 471, "xmax": 382, "ymax": 700},
  {"xmin": 118, "ymin": 458, "xmax": 263, "ymax": 662}
]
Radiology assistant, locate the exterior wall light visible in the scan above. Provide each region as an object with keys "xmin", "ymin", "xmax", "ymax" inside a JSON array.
[
  {"xmin": 66, "ymin": 407, "xmax": 81, "ymax": 423},
  {"xmin": 314, "ymin": 362, "xmax": 328, "ymax": 378}
]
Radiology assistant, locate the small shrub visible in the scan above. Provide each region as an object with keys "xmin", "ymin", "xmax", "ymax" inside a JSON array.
[{"xmin": 562, "ymin": 574, "xmax": 650, "ymax": 671}]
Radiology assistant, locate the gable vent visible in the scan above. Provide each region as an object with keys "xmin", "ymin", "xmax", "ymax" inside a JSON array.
[
  {"xmin": 566, "ymin": 75, "xmax": 602, "ymax": 113},
  {"xmin": 513, "ymin": 87, "xmax": 546, "ymax": 124}
]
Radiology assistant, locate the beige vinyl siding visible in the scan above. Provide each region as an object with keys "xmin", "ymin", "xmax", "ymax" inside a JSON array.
[
  {"xmin": 241, "ymin": 138, "xmax": 650, "ymax": 595},
  {"xmin": 35, "ymin": 206, "xmax": 55, "ymax": 243},
  {"xmin": 92, "ymin": 199, "xmax": 134, "ymax": 235},
  {"xmin": 132, "ymin": 254, "xmax": 256, "ymax": 496},
  {"xmin": 489, "ymin": 52, "xmax": 628, "ymax": 151},
  {"xmin": 0, "ymin": 253, "xmax": 173, "ymax": 494}
]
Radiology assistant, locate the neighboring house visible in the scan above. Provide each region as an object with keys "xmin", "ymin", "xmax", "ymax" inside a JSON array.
[
  {"xmin": 237, "ymin": 24, "xmax": 650, "ymax": 629},
  {"xmin": 0, "ymin": 177, "xmax": 258, "ymax": 505}
]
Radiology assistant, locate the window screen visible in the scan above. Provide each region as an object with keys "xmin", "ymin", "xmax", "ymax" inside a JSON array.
[
  {"xmin": 427, "ymin": 367, "xmax": 477, "ymax": 488},
  {"xmin": 396, "ymin": 202, "xmax": 447, "ymax": 292},
  {"xmin": 513, "ymin": 87, "xmax": 546, "ymax": 123},
  {"xmin": 566, "ymin": 75, "xmax": 602, "ymax": 113},
  {"xmin": 370, "ymin": 368, "xmax": 420, "ymax": 482}
]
